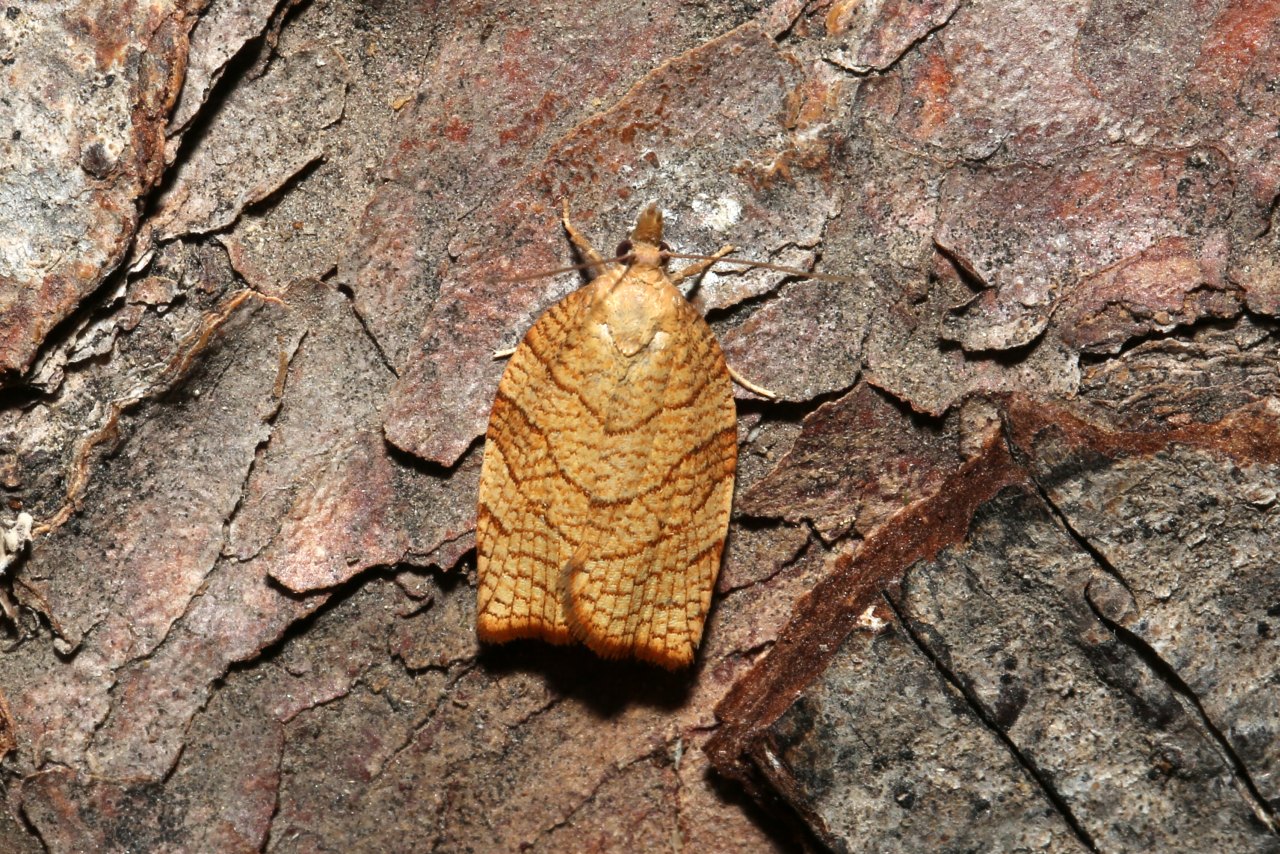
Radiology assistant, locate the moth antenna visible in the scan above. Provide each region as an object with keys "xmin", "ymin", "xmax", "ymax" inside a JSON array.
[
  {"xmin": 493, "ymin": 254, "xmax": 633, "ymax": 284},
  {"xmin": 663, "ymin": 251, "xmax": 852, "ymax": 283}
]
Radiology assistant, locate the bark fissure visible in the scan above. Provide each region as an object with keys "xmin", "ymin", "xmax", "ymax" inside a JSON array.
[
  {"xmin": 882, "ymin": 591, "xmax": 1102, "ymax": 853},
  {"xmin": 1085, "ymin": 595, "xmax": 1280, "ymax": 835}
]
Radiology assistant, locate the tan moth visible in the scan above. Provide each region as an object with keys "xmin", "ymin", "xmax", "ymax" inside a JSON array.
[{"xmin": 476, "ymin": 202, "xmax": 798, "ymax": 669}]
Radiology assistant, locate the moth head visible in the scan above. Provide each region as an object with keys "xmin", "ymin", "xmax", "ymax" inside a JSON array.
[{"xmin": 628, "ymin": 203, "xmax": 667, "ymax": 267}]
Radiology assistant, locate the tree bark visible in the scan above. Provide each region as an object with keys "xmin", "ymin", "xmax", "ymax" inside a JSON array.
[{"xmin": 0, "ymin": 0, "xmax": 1277, "ymax": 851}]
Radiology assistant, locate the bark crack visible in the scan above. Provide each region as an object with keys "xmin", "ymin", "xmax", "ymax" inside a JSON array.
[
  {"xmin": 371, "ymin": 660, "xmax": 479, "ymax": 783},
  {"xmin": 715, "ymin": 528, "xmax": 813, "ymax": 594},
  {"xmin": 1025, "ymin": 479, "xmax": 1140, "ymax": 601},
  {"xmin": 217, "ymin": 327, "xmax": 305, "ymax": 565},
  {"xmin": 820, "ymin": 0, "xmax": 964, "ymax": 77},
  {"xmin": 1084, "ymin": 594, "xmax": 1280, "ymax": 835},
  {"xmin": 883, "ymin": 591, "xmax": 1102, "ymax": 853},
  {"xmin": 523, "ymin": 743, "xmax": 670, "ymax": 851},
  {"xmin": 336, "ymin": 283, "xmax": 400, "ymax": 380},
  {"xmin": 1025, "ymin": 459, "xmax": 1276, "ymax": 831}
]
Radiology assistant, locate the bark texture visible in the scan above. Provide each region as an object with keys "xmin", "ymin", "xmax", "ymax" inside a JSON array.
[{"xmin": 0, "ymin": 0, "xmax": 1277, "ymax": 851}]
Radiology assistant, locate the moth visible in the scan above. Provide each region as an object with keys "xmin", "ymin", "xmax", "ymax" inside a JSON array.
[{"xmin": 475, "ymin": 202, "xmax": 778, "ymax": 669}]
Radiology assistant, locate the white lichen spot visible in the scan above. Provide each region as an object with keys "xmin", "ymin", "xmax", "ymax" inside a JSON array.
[
  {"xmin": 691, "ymin": 195, "xmax": 742, "ymax": 233},
  {"xmin": 0, "ymin": 512, "xmax": 34, "ymax": 575},
  {"xmin": 856, "ymin": 604, "xmax": 889, "ymax": 633}
]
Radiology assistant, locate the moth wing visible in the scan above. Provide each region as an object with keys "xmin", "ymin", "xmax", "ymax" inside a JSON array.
[
  {"xmin": 476, "ymin": 283, "xmax": 600, "ymax": 645},
  {"xmin": 564, "ymin": 296, "xmax": 737, "ymax": 669}
]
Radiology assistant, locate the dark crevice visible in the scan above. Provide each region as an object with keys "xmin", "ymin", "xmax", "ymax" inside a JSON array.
[
  {"xmin": 1240, "ymin": 309, "xmax": 1280, "ymax": 343},
  {"xmin": 736, "ymin": 381, "xmax": 853, "ymax": 423},
  {"xmin": 702, "ymin": 273, "xmax": 805, "ymax": 326},
  {"xmin": 799, "ymin": 518, "xmax": 830, "ymax": 548},
  {"xmin": 698, "ymin": 761, "xmax": 814, "ymax": 854},
  {"xmin": 13, "ymin": 776, "xmax": 54, "ymax": 854},
  {"xmin": 0, "ymin": 382, "xmax": 49, "ymax": 410},
  {"xmin": 384, "ymin": 430, "xmax": 480, "ymax": 479},
  {"xmin": 768, "ymin": 0, "xmax": 806, "ymax": 45},
  {"xmin": 215, "ymin": 327, "xmax": 306, "ymax": 565},
  {"xmin": 813, "ymin": 0, "xmax": 964, "ymax": 79},
  {"xmin": 1024, "ymin": 476, "xmax": 1138, "ymax": 601},
  {"xmin": 735, "ymin": 743, "xmax": 835, "ymax": 854},
  {"xmin": 1084, "ymin": 595, "xmax": 1280, "ymax": 835},
  {"xmin": 820, "ymin": 54, "xmax": 876, "ymax": 77},
  {"xmin": 334, "ymin": 283, "xmax": 399, "ymax": 379},
  {"xmin": 260, "ymin": 0, "xmax": 316, "ymax": 74},
  {"xmin": 0, "ymin": 587, "xmax": 48, "ymax": 653},
  {"xmin": 883, "ymin": 591, "xmax": 1102, "ymax": 853},
  {"xmin": 867, "ymin": 378, "xmax": 951, "ymax": 428},
  {"xmin": 222, "ymin": 565, "xmax": 394, "ymax": 677},
  {"xmin": 1253, "ymin": 187, "xmax": 1278, "ymax": 240},
  {"xmin": 394, "ymin": 649, "xmax": 477, "ymax": 677},
  {"xmin": 150, "ymin": 0, "xmax": 300, "ymax": 209},
  {"xmin": 401, "ymin": 527, "xmax": 476, "ymax": 574},
  {"xmin": 1, "ymin": 261, "xmax": 131, "ymax": 395},
  {"xmin": 1075, "ymin": 314, "xmax": 1250, "ymax": 366},
  {"xmin": 722, "ymin": 637, "xmax": 777, "ymax": 668},
  {"xmin": 718, "ymin": 527, "xmax": 815, "ymax": 594},
  {"xmin": 956, "ymin": 327, "xmax": 1051, "ymax": 367},
  {"xmin": 681, "ymin": 234, "xmax": 827, "ymax": 290},
  {"xmin": 156, "ymin": 739, "xmax": 189, "ymax": 789},
  {"xmin": 234, "ymin": 155, "xmax": 327, "ymax": 223}
]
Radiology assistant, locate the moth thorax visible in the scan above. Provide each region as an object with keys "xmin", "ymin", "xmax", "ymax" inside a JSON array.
[{"xmin": 603, "ymin": 279, "xmax": 664, "ymax": 356}]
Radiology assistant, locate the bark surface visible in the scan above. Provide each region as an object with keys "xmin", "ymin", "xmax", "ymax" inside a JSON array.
[{"xmin": 0, "ymin": 0, "xmax": 1277, "ymax": 851}]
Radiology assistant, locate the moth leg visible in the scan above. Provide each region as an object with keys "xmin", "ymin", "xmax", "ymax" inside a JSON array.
[
  {"xmin": 674, "ymin": 242, "xmax": 774, "ymax": 397},
  {"xmin": 728, "ymin": 365, "xmax": 776, "ymax": 399},
  {"xmin": 562, "ymin": 199, "xmax": 609, "ymax": 277},
  {"xmin": 670, "ymin": 245, "xmax": 734, "ymax": 285},
  {"xmin": 492, "ymin": 347, "xmax": 516, "ymax": 359}
]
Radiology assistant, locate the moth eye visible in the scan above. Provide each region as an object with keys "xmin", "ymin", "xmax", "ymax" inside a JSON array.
[
  {"xmin": 615, "ymin": 240, "xmax": 633, "ymax": 259},
  {"xmin": 658, "ymin": 241, "xmax": 671, "ymax": 260}
]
